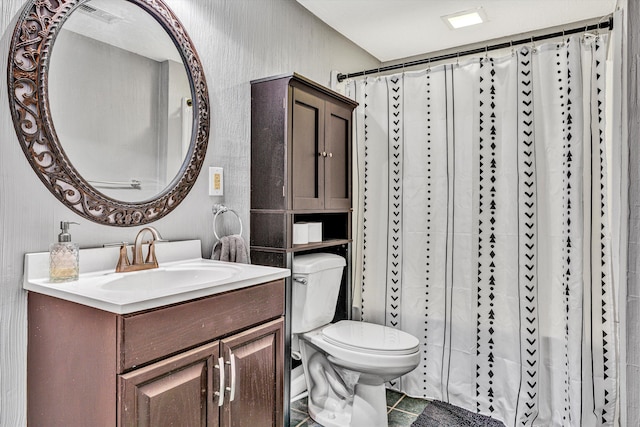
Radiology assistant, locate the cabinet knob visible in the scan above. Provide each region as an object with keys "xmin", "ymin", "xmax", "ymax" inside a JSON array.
[
  {"xmin": 319, "ymin": 151, "xmax": 327, "ymax": 157},
  {"xmin": 328, "ymin": 152, "xmax": 333, "ymax": 158}
]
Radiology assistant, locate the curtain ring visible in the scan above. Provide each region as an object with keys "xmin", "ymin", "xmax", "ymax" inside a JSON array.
[
  {"xmin": 583, "ymin": 24, "xmax": 590, "ymax": 43},
  {"xmin": 456, "ymin": 51, "xmax": 460, "ymax": 67},
  {"xmin": 594, "ymin": 15, "xmax": 607, "ymax": 39},
  {"xmin": 595, "ymin": 14, "xmax": 607, "ymax": 38},
  {"xmin": 427, "ymin": 57, "xmax": 431, "ymax": 72},
  {"xmin": 531, "ymin": 36, "xmax": 537, "ymax": 53},
  {"xmin": 509, "ymin": 40, "xmax": 514, "ymax": 56}
]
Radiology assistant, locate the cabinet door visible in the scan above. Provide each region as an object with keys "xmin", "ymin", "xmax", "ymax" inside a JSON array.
[
  {"xmin": 292, "ymin": 88, "xmax": 324, "ymax": 210},
  {"xmin": 119, "ymin": 342, "xmax": 220, "ymax": 427},
  {"xmin": 324, "ymin": 100, "xmax": 352, "ymax": 210},
  {"xmin": 220, "ymin": 318, "xmax": 284, "ymax": 427}
]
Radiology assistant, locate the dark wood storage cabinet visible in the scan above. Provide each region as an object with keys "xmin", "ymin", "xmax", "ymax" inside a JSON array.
[
  {"xmin": 27, "ymin": 280, "xmax": 284, "ymax": 427},
  {"xmin": 290, "ymin": 87, "xmax": 352, "ymax": 211},
  {"xmin": 250, "ymin": 73, "xmax": 357, "ymax": 263},
  {"xmin": 250, "ymin": 73, "xmax": 356, "ymax": 426}
]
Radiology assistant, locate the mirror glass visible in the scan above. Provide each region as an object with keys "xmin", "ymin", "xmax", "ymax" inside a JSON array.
[{"xmin": 48, "ymin": 0, "xmax": 193, "ymax": 202}]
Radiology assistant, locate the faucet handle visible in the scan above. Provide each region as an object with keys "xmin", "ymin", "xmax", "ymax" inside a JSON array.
[
  {"xmin": 115, "ymin": 243, "xmax": 131, "ymax": 272},
  {"xmin": 103, "ymin": 241, "xmax": 129, "ymax": 248},
  {"xmin": 145, "ymin": 240, "xmax": 159, "ymax": 268}
]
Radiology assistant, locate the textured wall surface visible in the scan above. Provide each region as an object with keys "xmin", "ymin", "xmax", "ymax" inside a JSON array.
[
  {"xmin": 0, "ymin": 1, "xmax": 377, "ymax": 424},
  {"xmin": 627, "ymin": 0, "xmax": 640, "ymax": 424},
  {"xmin": 3, "ymin": 1, "xmax": 636, "ymax": 426}
]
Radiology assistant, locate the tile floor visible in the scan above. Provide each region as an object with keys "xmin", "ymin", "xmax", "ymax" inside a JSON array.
[{"xmin": 289, "ymin": 389, "xmax": 429, "ymax": 427}]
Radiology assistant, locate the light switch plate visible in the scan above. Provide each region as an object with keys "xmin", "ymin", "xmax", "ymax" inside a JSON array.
[{"xmin": 209, "ymin": 167, "xmax": 223, "ymax": 196}]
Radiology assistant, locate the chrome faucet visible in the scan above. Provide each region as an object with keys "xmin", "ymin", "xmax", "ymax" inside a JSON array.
[{"xmin": 115, "ymin": 227, "xmax": 162, "ymax": 273}]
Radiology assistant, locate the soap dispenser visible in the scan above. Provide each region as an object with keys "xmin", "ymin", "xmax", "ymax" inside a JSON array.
[{"xmin": 49, "ymin": 221, "xmax": 80, "ymax": 282}]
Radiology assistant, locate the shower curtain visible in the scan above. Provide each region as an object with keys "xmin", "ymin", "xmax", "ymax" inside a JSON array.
[{"xmin": 346, "ymin": 34, "xmax": 617, "ymax": 427}]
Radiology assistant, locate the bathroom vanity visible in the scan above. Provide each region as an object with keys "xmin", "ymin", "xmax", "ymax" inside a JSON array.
[{"xmin": 24, "ymin": 240, "xmax": 289, "ymax": 427}]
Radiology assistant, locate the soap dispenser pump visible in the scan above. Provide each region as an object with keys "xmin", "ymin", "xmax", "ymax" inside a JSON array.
[{"xmin": 49, "ymin": 221, "xmax": 80, "ymax": 282}]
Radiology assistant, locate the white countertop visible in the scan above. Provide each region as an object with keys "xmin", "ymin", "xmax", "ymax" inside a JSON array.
[{"xmin": 24, "ymin": 240, "xmax": 290, "ymax": 314}]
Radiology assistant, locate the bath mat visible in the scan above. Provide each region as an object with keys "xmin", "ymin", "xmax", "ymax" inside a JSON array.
[{"xmin": 411, "ymin": 401, "xmax": 506, "ymax": 427}]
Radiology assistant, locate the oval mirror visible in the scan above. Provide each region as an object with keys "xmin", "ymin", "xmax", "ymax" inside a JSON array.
[{"xmin": 7, "ymin": 0, "xmax": 209, "ymax": 225}]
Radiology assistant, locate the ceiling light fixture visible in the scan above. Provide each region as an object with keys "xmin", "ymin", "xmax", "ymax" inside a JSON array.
[{"xmin": 442, "ymin": 8, "xmax": 487, "ymax": 30}]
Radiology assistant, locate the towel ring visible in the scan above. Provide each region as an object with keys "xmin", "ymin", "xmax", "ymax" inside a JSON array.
[{"xmin": 212, "ymin": 204, "xmax": 243, "ymax": 240}]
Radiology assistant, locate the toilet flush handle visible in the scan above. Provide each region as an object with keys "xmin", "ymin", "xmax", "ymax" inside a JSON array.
[{"xmin": 293, "ymin": 276, "xmax": 307, "ymax": 285}]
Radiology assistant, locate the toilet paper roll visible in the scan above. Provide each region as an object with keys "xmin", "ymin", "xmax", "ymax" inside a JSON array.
[
  {"xmin": 307, "ymin": 222, "xmax": 322, "ymax": 242},
  {"xmin": 293, "ymin": 223, "xmax": 309, "ymax": 245}
]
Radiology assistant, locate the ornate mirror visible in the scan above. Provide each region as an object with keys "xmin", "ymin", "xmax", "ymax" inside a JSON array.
[{"xmin": 7, "ymin": 0, "xmax": 209, "ymax": 226}]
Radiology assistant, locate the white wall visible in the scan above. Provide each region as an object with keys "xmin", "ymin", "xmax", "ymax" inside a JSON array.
[{"xmin": 0, "ymin": 0, "xmax": 378, "ymax": 424}]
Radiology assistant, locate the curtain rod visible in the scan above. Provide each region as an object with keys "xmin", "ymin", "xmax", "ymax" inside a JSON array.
[{"xmin": 337, "ymin": 16, "xmax": 613, "ymax": 82}]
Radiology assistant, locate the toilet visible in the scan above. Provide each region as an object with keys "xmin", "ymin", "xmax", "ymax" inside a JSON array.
[{"xmin": 292, "ymin": 253, "xmax": 420, "ymax": 427}]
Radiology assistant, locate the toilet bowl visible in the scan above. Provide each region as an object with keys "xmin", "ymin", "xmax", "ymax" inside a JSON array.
[{"xmin": 292, "ymin": 253, "xmax": 420, "ymax": 427}]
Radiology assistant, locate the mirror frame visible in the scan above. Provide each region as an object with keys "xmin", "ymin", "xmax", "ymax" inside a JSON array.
[{"xmin": 7, "ymin": 0, "xmax": 209, "ymax": 226}]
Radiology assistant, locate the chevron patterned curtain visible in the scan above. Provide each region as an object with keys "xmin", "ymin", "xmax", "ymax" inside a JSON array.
[{"xmin": 347, "ymin": 34, "xmax": 617, "ymax": 427}]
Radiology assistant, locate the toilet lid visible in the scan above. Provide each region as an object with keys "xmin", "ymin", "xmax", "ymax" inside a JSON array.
[{"xmin": 322, "ymin": 320, "xmax": 419, "ymax": 355}]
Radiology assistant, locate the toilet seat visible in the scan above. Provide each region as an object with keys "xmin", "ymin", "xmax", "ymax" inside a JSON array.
[
  {"xmin": 322, "ymin": 320, "xmax": 419, "ymax": 355},
  {"xmin": 300, "ymin": 321, "xmax": 420, "ymax": 395}
]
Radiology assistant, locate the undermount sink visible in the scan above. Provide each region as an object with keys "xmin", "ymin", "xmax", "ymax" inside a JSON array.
[{"xmin": 99, "ymin": 262, "xmax": 243, "ymax": 292}]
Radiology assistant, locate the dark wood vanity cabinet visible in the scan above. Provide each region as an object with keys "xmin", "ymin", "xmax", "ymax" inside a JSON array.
[
  {"xmin": 27, "ymin": 280, "xmax": 284, "ymax": 427},
  {"xmin": 250, "ymin": 73, "xmax": 357, "ymax": 260},
  {"xmin": 120, "ymin": 319, "xmax": 283, "ymax": 427}
]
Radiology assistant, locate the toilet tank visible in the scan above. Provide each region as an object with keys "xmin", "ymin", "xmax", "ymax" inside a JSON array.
[{"xmin": 291, "ymin": 253, "xmax": 346, "ymax": 334}]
